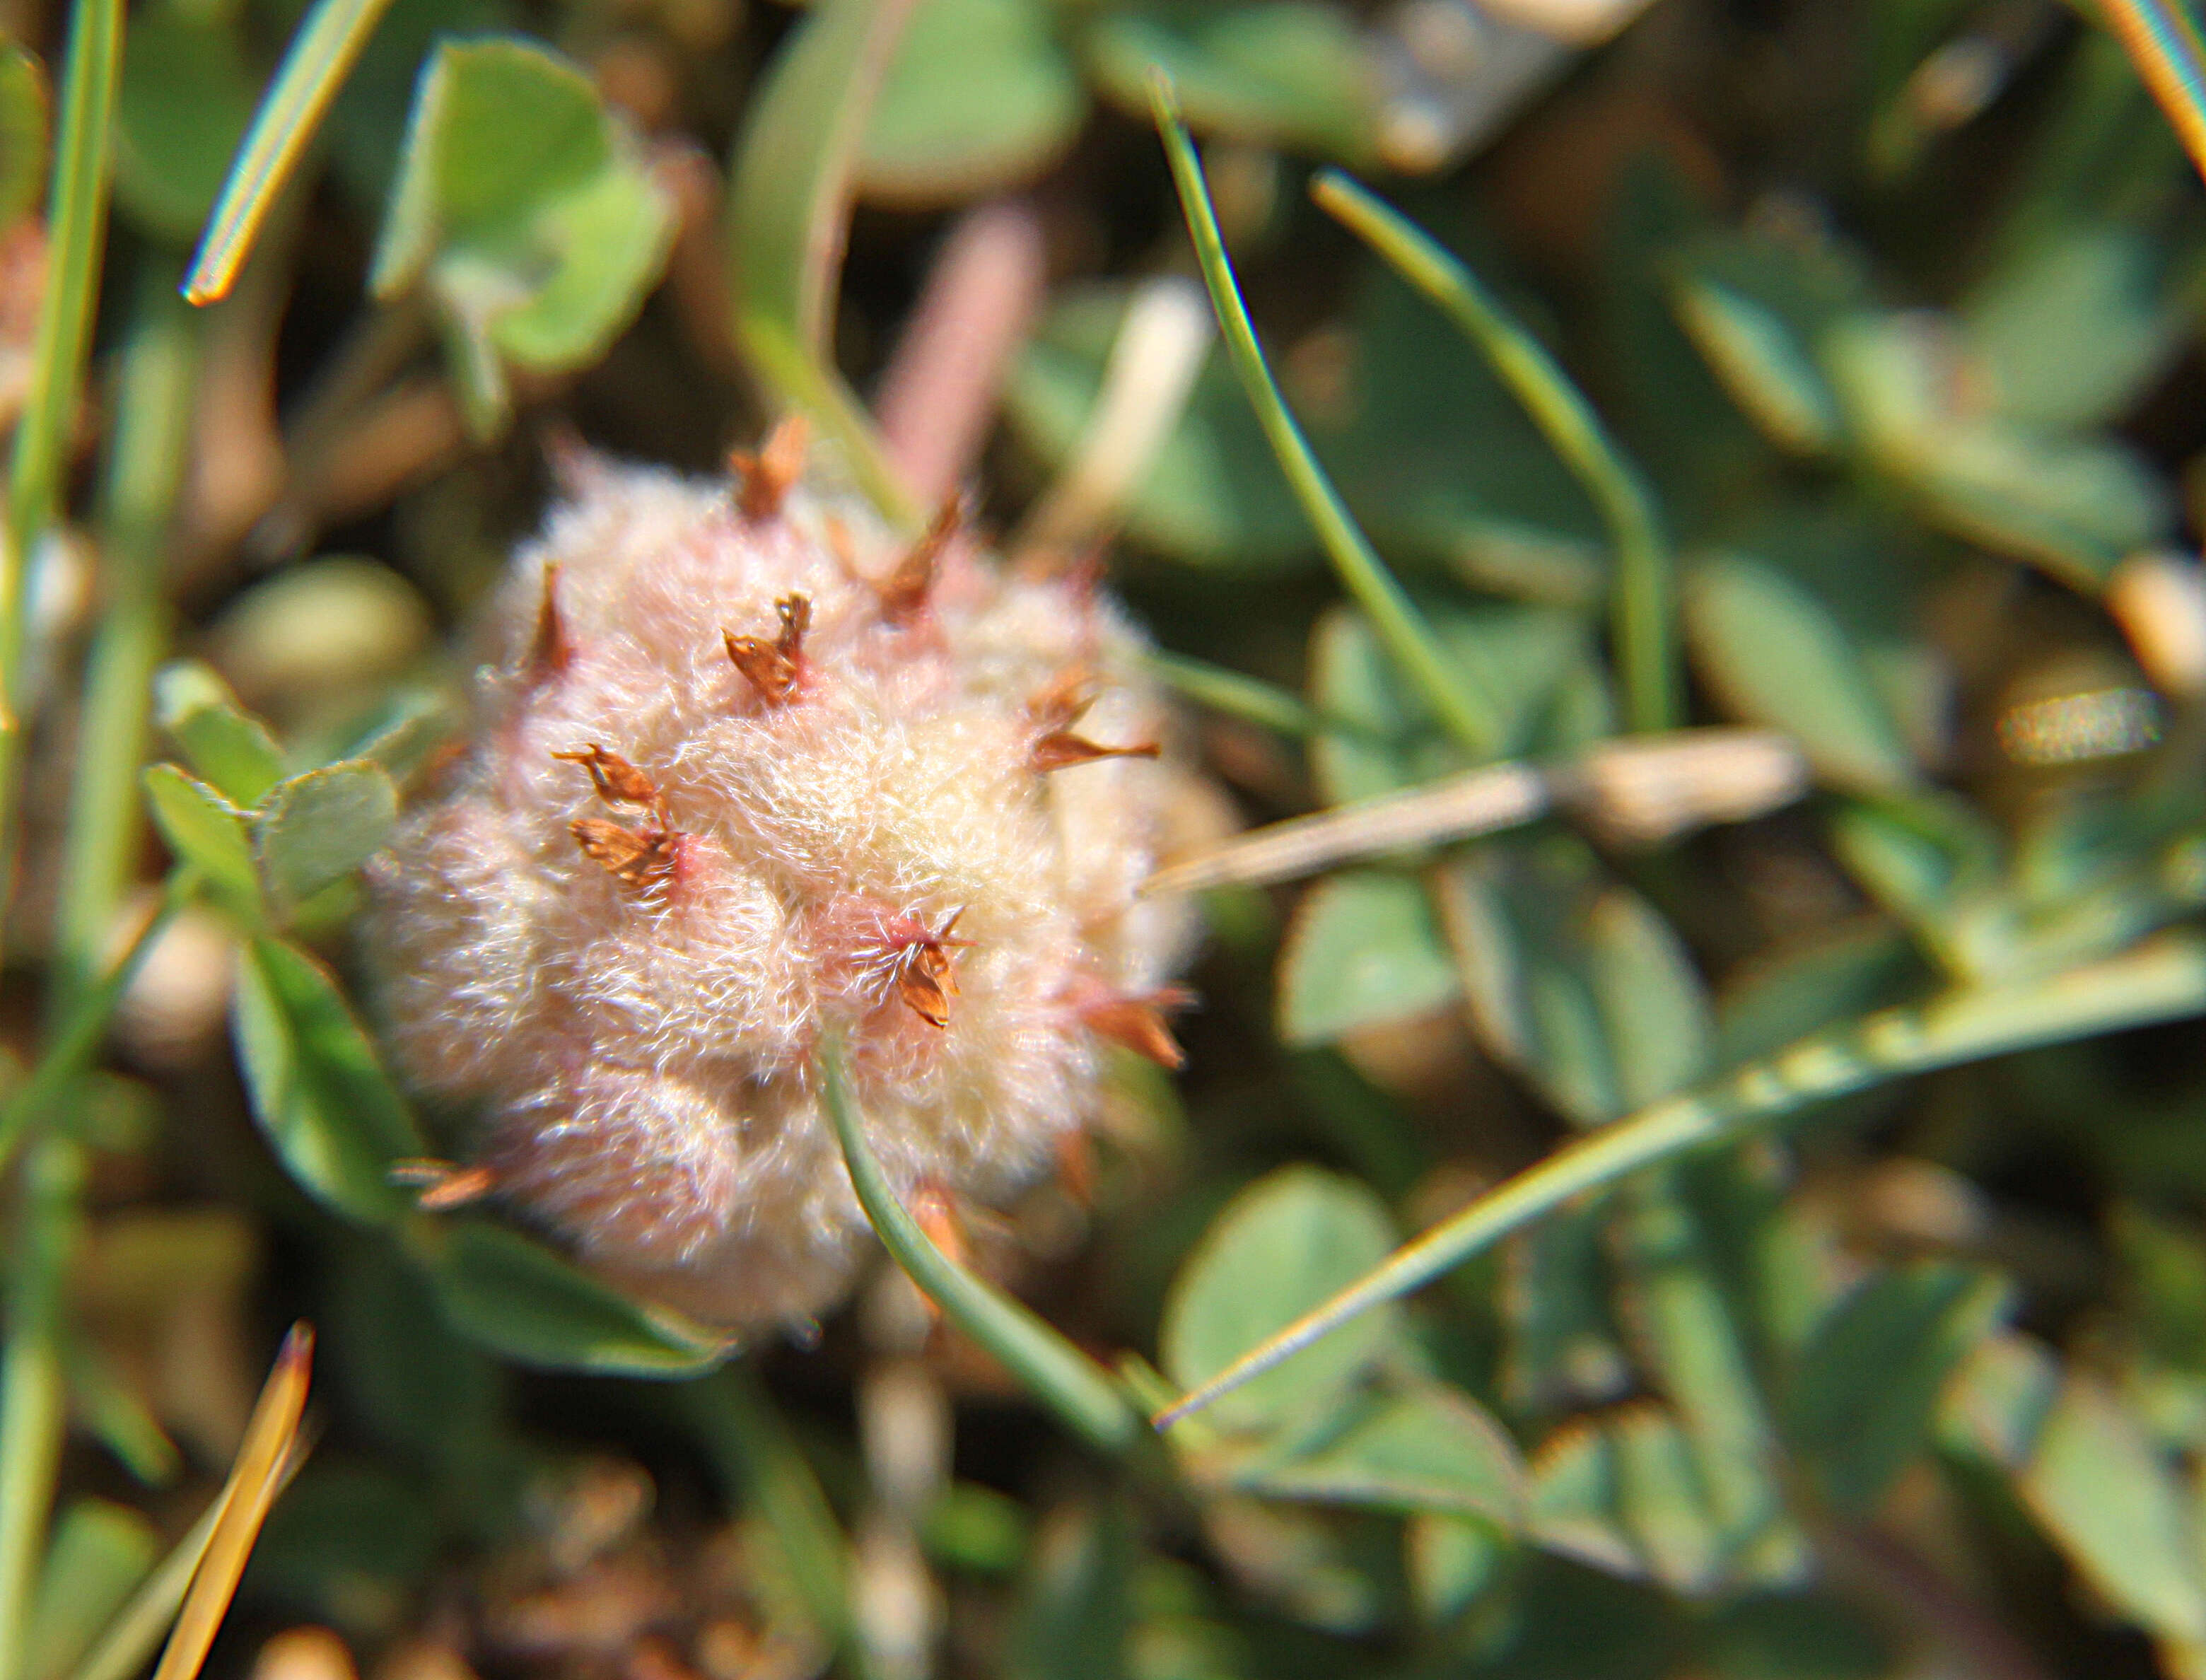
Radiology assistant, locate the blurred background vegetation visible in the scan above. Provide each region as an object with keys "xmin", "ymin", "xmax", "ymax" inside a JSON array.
[{"xmin": 9, "ymin": 0, "xmax": 2206, "ymax": 1675}]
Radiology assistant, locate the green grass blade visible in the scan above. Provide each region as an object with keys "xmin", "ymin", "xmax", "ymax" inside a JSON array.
[
  {"xmin": 1, "ymin": 0, "xmax": 124, "ymax": 783},
  {"xmin": 818, "ymin": 1039, "xmax": 1145, "ymax": 1457},
  {"xmin": 1311, "ymin": 170, "xmax": 1678, "ymax": 734},
  {"xmin": 1142, "ymin": 651, "xmax": 1338, "ymax": 739},
  {"xmin": 52, "ymin": 274, "xmax": 199, "ymax": 1014},
  {"xmin": 727, "ymin": 0, "xmax": 919, "ymax": 522},
  {"xmin": 0, "ymin": 869, "xmax": 197, "ymax": 1182},
  {"xmin": 0, "ymin": 1140, "xmax": 85, "ymax": 1680},
  {"xmin": 1150, "ymin": 80, "xmax": 1500, "ymax": 759},
  {"xmin": 677, "ymin": 1369, "xmax": 854, "ymax": 1657},
  {"xmin": 2101, "ymin": 0, "xmax": 2206, "ymax": 189},
  {"xmin": 1154, "ymin": 933, "xmax": 2206, "ymax": 1429},
  {"xmin": 182, "ymin": 0, "xmax": 397, "ymax": 305},
  {"xmin": 59, "ymin": 1498, "xmax": 219, "ymax": 1680}
]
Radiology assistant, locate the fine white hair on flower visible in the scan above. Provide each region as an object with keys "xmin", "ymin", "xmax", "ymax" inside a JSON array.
[{"xmin": 363, "ymin": 429, "xmax": 1220, "ymax": 1331}]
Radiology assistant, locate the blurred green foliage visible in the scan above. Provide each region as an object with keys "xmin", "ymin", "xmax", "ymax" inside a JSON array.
[{"xmin": 5, "ymin": 0, "xmax": 2206, "ymax": 1675}]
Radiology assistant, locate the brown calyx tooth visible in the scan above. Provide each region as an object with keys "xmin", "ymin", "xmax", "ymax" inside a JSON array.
[
  {"xmin": 391, "ymin": 1157, "xmax": 499, "ymax": 1211},
  {"xmin": 1027, "ymin": 672, "xmax": 1159, "ymax": 771},
  {"xmin": 730, "ymin": 414, "xmax": 810, "ymax": 522},
  {"xmin": 571, "ymin": 817, "xmax": 679, "ymax": 889},
  {"xmin": 878, "ymin": 496, "xmax": 962, "ymax": 623},
  {"xmin": 553, "ymin": 743, "xmax": 663, "ymax": 812},
  {"xmin": 526, "ymin": 562, "xmax": 573, "ymax": 679},
  {"xmin": 556, "ymin": 745, "xmax": 679, "ymax": 888},
  {"xmin": 1078, "ymin": 986, "xmax": 1193, "ymax": 1069},
  {"xmin": 892, "ymin": 907, "xmax": 972, "ymax": 1029},
  {"xmin": 724, "ymin": 593, "xmax": 812, "ymax": 705}
]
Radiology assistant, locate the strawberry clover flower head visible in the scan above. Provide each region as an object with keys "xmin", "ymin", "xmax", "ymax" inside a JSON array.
[{"xmin": 366, "ymin": 426, "xmax": 1210, "ymax": 1330}]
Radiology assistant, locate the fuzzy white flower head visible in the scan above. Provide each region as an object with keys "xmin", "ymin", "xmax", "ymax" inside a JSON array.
[{"xmin": 366, "ymin": 428, "xmax": 1212, "ymax": 1330}]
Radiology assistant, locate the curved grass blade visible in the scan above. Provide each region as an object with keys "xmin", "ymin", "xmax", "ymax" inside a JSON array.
[
  {"xmin": 1150, "ymin": 78, "xmax": 1499, "ymax": 759},
  {"xmin": 728, "ymin": 0, "xmax": 921, "ymax": 522},
  {"xmin": 144, "ymin": 1325, "xmax": 313, "ymax": 1680},
  {"xmin": 818, "ymin": 1039, "xmax": 1145, "ymax": 1456},
  {"xmin": 1311, "ymin": 170, "xmax": 1677, "ymax": 734},
  {"xmin": 2101, "ymin": 0, "xmax": 2206, "ymax": 189},
  {"xmin": 1154, "ymin": 933, "xmax": 2206, "ymax": 1428},
  {"xmin": 182, "ymin": 0, "xmax": 397, "ymax": 305}
]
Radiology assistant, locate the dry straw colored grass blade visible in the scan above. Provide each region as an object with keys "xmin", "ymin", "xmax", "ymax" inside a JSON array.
[{"xmin": 143, "ymin": 1325, "xmax": 314, "ymax": 1680}]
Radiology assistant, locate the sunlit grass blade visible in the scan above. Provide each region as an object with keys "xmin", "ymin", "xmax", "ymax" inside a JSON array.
[
  {"xmin": 182, "ymin": 0, "xmax": 397, "ymax": 305},
  {"xmin": 727, "ymin": 0, "xmax": 920, "ymax": 521},
  {"xmin": 1149, "ymin": 78, "xmax": 1500, "ymax": 760},
  {"xmin": 818, "ymin": 1040, "xmax": 1145, "ymax": 1457},
  {"xmin": 1310, "ymin": 170, "xmax": 1677, "ymax": 735},
  {"xmin": 144, "ymin": 1325, "xmax": 313, "ymax": 1680},
  {"xmin": 1153, "ymin": 933, "xmax": 2206, "ymax": 1428},
  {"xmin": 0, "ymin": 0, "xmax": 126, "ymax": 956},
  {"xmin": 2101, "ymin": 0, "xmax": 2206, "ymax": 189}
]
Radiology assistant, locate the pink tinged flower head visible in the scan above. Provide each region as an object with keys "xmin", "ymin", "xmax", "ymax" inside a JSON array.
[{"xmin": 365, "ymin": 428, "xmax": 1212, "ymax": 1331}]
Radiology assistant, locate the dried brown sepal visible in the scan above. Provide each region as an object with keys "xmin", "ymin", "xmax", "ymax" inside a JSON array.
[
  {"xmin": 879, "ymin": 906, "xmax": 971, "ymax": 1029},
  {"xmin": 572, "ymin": 817, "xmax": 677, "ymax": 889},
  {"xmin": 731, "ymin": 414, "xmax": 811, "ymax": 520},
  {"xmin": 1032, "ymin": 732, "xmax": 1162, "ymax": 774},
  {"xmin": 391, "ymin": 1158, "xmax": 499, "ymax": 1211},
  {"xmin": 723, "ymin": 592, "xmax": 812, "ymax": 705},
  {"xmin": 897, "ymin": 942, "xmax": 958, "ymax": 1029},
  {"xmin": 1079, "ymin": 986, "xmax": 1193, "ymax": 1069},
  {"xmin": 1025, "ymin": 665, "xmax": 1095, "ymax": 733},
  {"xmin": 879, "ymin": 496, "xmax": 961, "ymax": 622},
  {"xmin": 552, "ymin": 744, "xmax": 660, "ymax": 810},
  {"xmin": 527, "ymin": 562, "xmax": 573, "ymax": 678}
]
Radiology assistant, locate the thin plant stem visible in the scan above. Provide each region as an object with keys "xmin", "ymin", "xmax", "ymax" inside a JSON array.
[
  {"xmin": 1153, "ymin": 932, "xmax": 2206, "ymax": 1428},
  {"xmin": 1142, "ymin": 650, "xmax": 1341, "ymax": 740},
  {"xmin": 0, "ymin": 0, "xmax": 126, "ymax": 958},
  {"xmin": 678, "ymin": 1369, "xmax": 856, "ymax": 1663},
  {"xmin": 817, "ymin": 1039, "xmax": 1148, "ymax": 1457},
  {"xmin": 1311, "ymin": 171, "xmax": 1678, "ymax": 734},
  {"xmin": 184, "ymin": 0, "xmax": 397, "ymax": 305},
  {"xmin": 0, "ymin": 279, "xmax": 204, "ymax": 1680},
  {"xmin": 1150, "ymin": 81, "xmax": 1500, "ymax": 759},
  {"xmin": 0, "ymin": 868, "xmax": 197, "ymax": 1180},
  {"xmin": 52, "ymin": 275, "xmax": 201, "ymax": 1013},
  {"xmin": 0, "ymin": 1138, "xmax": 87, "ymax": 1680}
]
